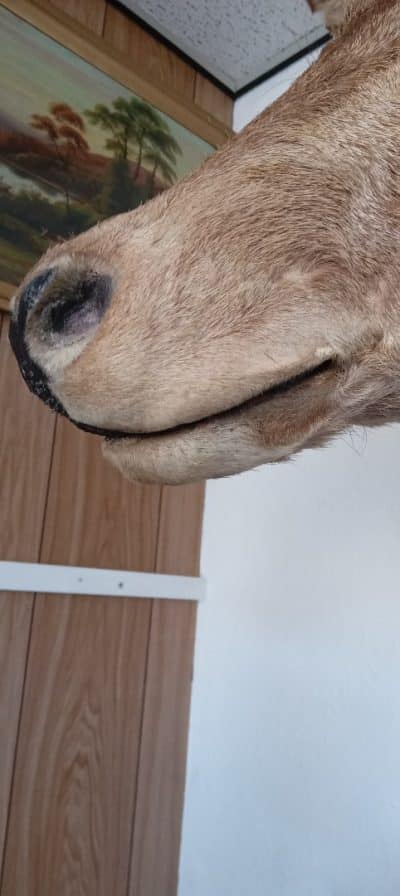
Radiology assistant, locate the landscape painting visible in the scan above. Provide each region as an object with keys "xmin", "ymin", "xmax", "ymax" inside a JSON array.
[{"xmin": 0, "ymin": 4, "xmax": 213, "ymax": 293}]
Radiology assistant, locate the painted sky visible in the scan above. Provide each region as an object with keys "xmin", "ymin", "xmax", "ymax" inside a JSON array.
[{"xmin": 0, "ymin": 5, "xmax": 213, "ymax": 179}]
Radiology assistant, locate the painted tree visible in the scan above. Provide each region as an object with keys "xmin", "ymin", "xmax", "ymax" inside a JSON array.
[
  {"xmin": 86, "ymin": 97, "xmax": 141, "ymax": 214},
  {"xmin": 100, "ymin": 157, "xmax": 136, "ymax": 216},
  {"xmin": 86, "ymin": 95, "xmax": 183, "ymax": 214},
  {"xmin": 86, "ymin": 96, "xmax": 181, "ymax": 182},
  {"xmin": 85, "ymin": 98, "xmax": 136, "ymax": 160},
  {"xmin": 30, "ymin": 102, "xmax": 89, "ymax": 215},
  {"xmin": 143, "ymin": 148, "xmax": 175, "ymax": 193},
  {"xmin": 143, "ymin": 128, "xmax": 182, "ymax": 194},
  {"xmin": 128, "ymin": 99, "xmax": 171, "ymax": 181}
]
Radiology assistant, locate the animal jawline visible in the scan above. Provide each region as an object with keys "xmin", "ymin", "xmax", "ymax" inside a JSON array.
[{"xmin": 108, "ymin": 357, "xmax": 336, "ymax": 443}]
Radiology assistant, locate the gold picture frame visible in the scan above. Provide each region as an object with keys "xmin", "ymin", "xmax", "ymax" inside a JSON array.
[{"xmin": 0, "ymin": 0, "xmax": 231, "ymax": 312}]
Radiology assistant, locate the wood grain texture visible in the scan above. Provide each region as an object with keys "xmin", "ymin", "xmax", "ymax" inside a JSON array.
[
  {"xmin": 0, "ymin": 314, "xmax": 56, "ymax": 562},
  {"xmin": 195, "ymin": 73, "xmax": 233, "ymax": 128},
  {"xmin": 156, "ymin": 484, "xmax": 205, "ymax": 577},
  {"xmin": 40, "ymin": 417, "xmax": 161, "ymax": 571},
  {"xmin": 128, "ymin": 484, "xmax": 204, "ymax": 896},
  {"xmin": 0, "ymin": 316, "xmax": 54, "ymax": 878},
  {"xmin": 1, "ymin": 594, "xmax": 151, "ymax": 896},
  {"xmin": 47, "ymin": 0, "xmax": 106, "ymax": 35},
  {"xmin": 104, "ymin": 3, "xmax": 196, "ymax": 102},
  {"xmin": 1, "ymin": 417, "xmax": 161, "ymax": 894},
  {"xmin": 0, "ymin": 593, "xmax": 33, "ymax": 877}
]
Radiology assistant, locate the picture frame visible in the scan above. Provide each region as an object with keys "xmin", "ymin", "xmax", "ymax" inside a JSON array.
[{"xmin": 0, "ymin": 0, "xmax": 231, "ymax": 312}]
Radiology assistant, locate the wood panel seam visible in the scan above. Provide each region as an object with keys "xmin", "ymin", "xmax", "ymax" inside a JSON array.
[
  {"xmin": 38, "ymin": 417, "xmax": 58, "ymax": 564},
  {"xmin": 125, "ymin": 484, "xmax": 162, "ymax": 896},
  {"xmin": 125, "ymin": 600, "xmax": 154, "ymax": 896},
  {"xmin": 100, "ymin": 0, "xmax": 107, "ymax": 37},
  {"xmin": 0, "ymin": 594, "xmax": 36, "ymax": 892}
]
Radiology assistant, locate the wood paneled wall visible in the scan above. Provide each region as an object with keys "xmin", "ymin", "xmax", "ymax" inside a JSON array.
[{"xmin": 0, "ymin": 5, "xmax": 232, "ymax": 895}]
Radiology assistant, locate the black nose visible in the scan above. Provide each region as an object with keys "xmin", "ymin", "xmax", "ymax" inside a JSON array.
[{"xmin": 9, "ymin": 265, "xmax": 112, "ymax": 415}]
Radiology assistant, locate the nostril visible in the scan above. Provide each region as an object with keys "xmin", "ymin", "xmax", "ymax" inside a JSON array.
[
  {"xmin": 35, "ymin": 270, "xmax": 112, "ymax": 344},
  {"xmin": 48, "ymin": 279, "xmax": 96, "ymax": 335},
  {"xmin": 9, "ymin": 262, "xmax": 112, "ymax": 416},
  {"xmin": 17, "ymin": 268, "xmax": 58, "ymax": 329}
]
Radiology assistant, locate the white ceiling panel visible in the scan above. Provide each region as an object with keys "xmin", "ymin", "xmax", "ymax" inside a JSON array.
[{"xmin": 119, "ymin": 0, "xmax": 327, "ymax": 93}]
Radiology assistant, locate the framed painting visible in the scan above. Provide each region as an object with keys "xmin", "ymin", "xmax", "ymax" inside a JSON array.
[{"xmin": 0, "ymin": 0, "xmax": 230, "ymax": 312}]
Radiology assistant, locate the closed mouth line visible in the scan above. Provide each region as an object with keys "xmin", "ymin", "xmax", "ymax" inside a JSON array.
[{"xmin": 108, "ymin": 357, "xmax": 336, "ymax": 443}]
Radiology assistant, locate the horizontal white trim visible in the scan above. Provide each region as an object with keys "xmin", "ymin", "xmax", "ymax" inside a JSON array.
[{"xmin": 0, "ymin": 561, "xmax": 206, "ymax": 602}]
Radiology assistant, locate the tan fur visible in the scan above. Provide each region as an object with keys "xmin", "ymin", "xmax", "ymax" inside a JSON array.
[
  {"xmin": 311, "ymin": 0, "xmax": 377, "ymax": 33},
  {"xmin": 13, "ymin": 0, "xmax": 400, "ymax": 483}
]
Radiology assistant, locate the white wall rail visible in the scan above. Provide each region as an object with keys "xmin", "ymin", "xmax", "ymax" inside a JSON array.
[{"xmin": 0, "ymin": 561, "xmax": 206, "ymax": 602}]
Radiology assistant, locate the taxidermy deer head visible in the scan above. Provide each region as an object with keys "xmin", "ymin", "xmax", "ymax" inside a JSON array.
[{"xmin": 10, "ymin": 0, "xmax": 400, "ymax": 484}]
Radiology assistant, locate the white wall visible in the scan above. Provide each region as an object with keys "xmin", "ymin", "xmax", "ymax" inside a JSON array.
[
  {"xmin": 178, "ymin": 55, "xmax": 400, "ymax": 896},
  {"xmin": 233, "ymin": 47, "xmax": 322, "ymax": 131}
]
